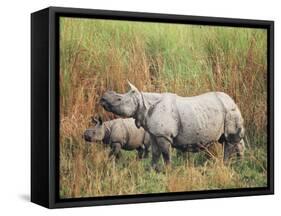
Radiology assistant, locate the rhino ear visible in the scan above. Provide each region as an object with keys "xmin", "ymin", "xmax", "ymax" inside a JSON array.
[
  {"xmin": 140, "ymin": 91, "xmax": 148, "ymax": 110},
  {"xmin": 127, "ymin": 80, "xmax": 139, "ymax": 93},
  {"xmin": 91, "ymin": 116, "xmax": 98, "ymax": 125},
  {"xmin": 98, "ymin": 116, "xmax": 103, "ymax": 125}
]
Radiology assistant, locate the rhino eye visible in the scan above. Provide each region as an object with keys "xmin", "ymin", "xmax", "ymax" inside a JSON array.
[{"xmin": 117, "ymin": 98, "xmax": 121, "ymax": 101}]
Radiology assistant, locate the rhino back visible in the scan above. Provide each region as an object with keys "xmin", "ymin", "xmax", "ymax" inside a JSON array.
[
  {"xmin": 110, "ymin": 118, "xmax": 145, "ymax": 150},
  {"xmin": 145, "ymin": 91, "xmax": 240, "ymax": 145},
  {"xmin": 175, "ymin": 92, "xmax": 229, "ymax": 144}
]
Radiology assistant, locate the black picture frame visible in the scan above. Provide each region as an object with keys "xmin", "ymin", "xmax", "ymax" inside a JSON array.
[{"xmin": 31, "ymin": 6, "xmax": 274, "ymax": 209}]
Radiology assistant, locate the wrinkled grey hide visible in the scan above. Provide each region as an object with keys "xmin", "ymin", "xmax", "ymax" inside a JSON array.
[
  {"xmin": 83, "ymin": 116, "xmax": 150, "ymax": 159},
  {"xmin": 100, "ymin": 82, "xmax": 245, "ymax": 169}
]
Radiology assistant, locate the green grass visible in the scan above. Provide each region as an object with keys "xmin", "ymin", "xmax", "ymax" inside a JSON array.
[{"xmin": 59, "ymin": 17, "xmax": 268, "ymax": 198}]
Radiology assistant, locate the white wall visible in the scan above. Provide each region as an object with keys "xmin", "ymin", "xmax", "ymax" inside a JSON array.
[{"xmin": 0, "ymin": 0, "xmax": 279, "ymax": 215}]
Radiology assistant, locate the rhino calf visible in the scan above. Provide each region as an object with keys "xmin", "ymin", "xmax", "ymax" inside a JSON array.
[{"xmin": 83, "ymin": 116, "xmax": 150, "ymax": 159}]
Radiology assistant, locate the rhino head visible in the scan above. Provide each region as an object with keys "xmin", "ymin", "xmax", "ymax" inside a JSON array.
[
  {"xmin": 83, "ymin": 116, "xmax": 105, "ymax": 142},
  {"xmin": 100, "ymin": 81, "xmax": 148, "ymax": 128}
]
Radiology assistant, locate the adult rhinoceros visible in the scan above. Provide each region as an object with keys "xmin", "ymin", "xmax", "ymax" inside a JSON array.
[{"xmin": 100, "ymin": 81, "xmax": 245, "ymax": 170}]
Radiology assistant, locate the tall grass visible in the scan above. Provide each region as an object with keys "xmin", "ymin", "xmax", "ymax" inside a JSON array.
[{"xmin": 59, "ymin": 17, "xmax": 267, "ymax": 198}]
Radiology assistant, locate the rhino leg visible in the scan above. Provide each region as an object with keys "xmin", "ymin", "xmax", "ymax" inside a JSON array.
[
  {"xmin": 223, "ymin": 140, "xmax": 245, "ymax": 162},
  {"xmin": 151, "ymin": 137, "xmax": 161, "ymax": 171},
  {"xmin": 144, "ymin": 144, "xmax": 150, "ymax": 158},
  {"xmin": 223, "ymin": 142, "xmax": 235, "ymax": 162},
  {"xmin": 176, "ymin": 149, "xmax": 188, "ymax": 160},
  {"xmin": 136, "ymin": 145, "xmax": 145, "ymax": 159},
  {"xmin": 109, "ymin": 142, "xmax": 122, "ymax": 159},
  {"xmin": 155, "ymin": 137, "xmax": 171, "ymax": 165},
  {"xmin": 235, "ymin": 139, "xmax": 245, "ymax": 159},
  {"xmin": 221, "ymin": 130, "xmax": 244, "ymax": 162},
  {"xmin": 143, "ymin": 133, "xmax": 151, "ymax": 158}
]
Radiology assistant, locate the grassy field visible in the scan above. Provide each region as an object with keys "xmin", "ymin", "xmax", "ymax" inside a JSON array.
[{"xmin": 59, "ymin": 17, "xmax": 268, "ymax": 198}]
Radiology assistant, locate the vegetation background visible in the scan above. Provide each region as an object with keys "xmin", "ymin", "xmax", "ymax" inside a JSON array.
[{"xmin": 59, "ymin": 17, "xmax": 267, "ymax": 198}]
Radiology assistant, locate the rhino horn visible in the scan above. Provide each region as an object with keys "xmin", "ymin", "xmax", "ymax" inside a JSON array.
[{"xmin": 127, "ymin": 80, "xmax": 139, "ymax": 92}]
